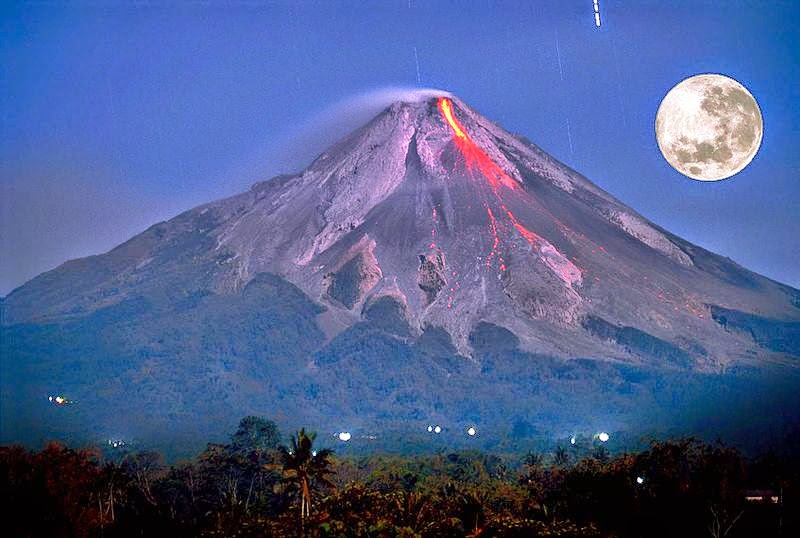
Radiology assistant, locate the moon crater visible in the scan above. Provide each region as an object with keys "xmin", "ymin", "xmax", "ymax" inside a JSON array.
[{"xmin": 655, "ymin": 74, "xmax": 763, "ymax": 181}]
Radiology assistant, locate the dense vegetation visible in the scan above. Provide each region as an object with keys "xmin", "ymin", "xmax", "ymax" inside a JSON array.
[
  {"xmin": 2, "ymin": 416, "xmax": 797, "ymax": 537},
  {"xmin": 5, "ymin": 271, "xmax": 800, "ymax": 459}
]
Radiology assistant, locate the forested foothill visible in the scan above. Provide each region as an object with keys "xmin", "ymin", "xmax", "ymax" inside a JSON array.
[{"xmin": 2, "ymin": 416, "xmax": 797, "ymax": 537}]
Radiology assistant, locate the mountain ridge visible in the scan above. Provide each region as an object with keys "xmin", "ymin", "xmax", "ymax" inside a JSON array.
[
  {"xmin": 2, "ymin": 94, "xmax": 798, "ymax": 451},
  {"xmin": 5, "ymin": 95, "xmax": 797, "ymax": 364}
]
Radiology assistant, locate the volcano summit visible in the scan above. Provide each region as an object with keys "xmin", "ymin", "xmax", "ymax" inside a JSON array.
[{"xmin": 2, "ymin": 96, "xmax": 798, "ymax": 452}]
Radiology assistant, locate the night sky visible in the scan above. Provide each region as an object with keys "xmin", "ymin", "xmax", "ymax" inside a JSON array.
[{"xmin": 2, "ymin": 0, "xmax": 798, "ymax": 295}]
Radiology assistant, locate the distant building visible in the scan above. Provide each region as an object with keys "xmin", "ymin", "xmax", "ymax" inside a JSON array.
[{"xmin": 743, "ymin": 490, "xmax": 780, "ymax": 504}]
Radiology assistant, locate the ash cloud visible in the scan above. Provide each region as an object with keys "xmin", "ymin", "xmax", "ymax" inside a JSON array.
[{"xmin": 265, "ymin": 87, "xmax": 451, "ymax": 177}]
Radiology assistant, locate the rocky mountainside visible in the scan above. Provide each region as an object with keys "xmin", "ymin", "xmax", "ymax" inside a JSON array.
[{"xmin": 2, "ymin": 95, "xmax": 798, "ymax": 453}]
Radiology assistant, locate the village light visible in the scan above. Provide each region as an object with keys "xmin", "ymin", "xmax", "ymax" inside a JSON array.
[
  {"xmin": 570, "ymin": 436, "xmax": 576, "ymax": 445},
  {"xmin": 338, "ymin": 432, "xmax": 351, "ymax": 442},
  {"xmin": 636, "ymin": 476, "xmax": 645, "ymax": 485},
  {"xmin": 49, "ymin": 395, "xmax": 71, "ymax": 406},
  {"xmin": 434, "ymin": 425, "xmax": 442, "ymax": 434},
  {"xmin": 598, "ymin": 432, "xmax": 609, "ymax": 443},
  {"xmin": 467, "ymin": 426, "xmax": 477, "ymax": 436},
  {"xmin": 427, "ymin": 425, "xmax": 433, "ymax": 433}
]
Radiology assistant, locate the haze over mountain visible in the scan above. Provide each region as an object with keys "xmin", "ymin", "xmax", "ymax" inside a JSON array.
[{"xmin": 2, "ymin": 95, "xmax": 798, "ymax": 455}]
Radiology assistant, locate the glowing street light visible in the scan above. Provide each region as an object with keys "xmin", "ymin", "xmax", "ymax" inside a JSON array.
[
  {"xmin": 48, "ymin": 395, "xmax": 71, "ymax": 406},
  {"xmin": 338, "ymin": 432, "xmax": 351, "ymax": 442},
  {"xmin": 467, "ymin": 426, "xmax": 477, "ymax": 436},
  {"xmin": 570, "ymin": 436, "xmax": 576, "ymax": 445},
  {"xmin": 636, "ymin": 476, "xmax": 645, "ymax": 485},
  {"xmin": 427, "ymin": 425, "xmax": 433, "ymax": 433},
  {"xmin": 434, "ymin": 425, "xmax": 442, "ymax": 434},
  {"xmin": 597, "ymin": 432, "xmax": 609, "ymax": 443}
]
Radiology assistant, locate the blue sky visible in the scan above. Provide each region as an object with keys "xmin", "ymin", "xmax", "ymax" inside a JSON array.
[{"xmin": 1, "ymin": 0, "xmax": 798, "ymax": 295}]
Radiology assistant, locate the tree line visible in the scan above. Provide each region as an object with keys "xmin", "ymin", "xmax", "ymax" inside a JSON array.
[{"xmin": 1, "ymin": 416, "xmax": 797, "ymax": 537}]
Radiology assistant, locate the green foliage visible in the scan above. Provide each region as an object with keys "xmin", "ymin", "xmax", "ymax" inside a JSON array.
[
  {"xmin": 230, "ymin": 416, "xmax": 282, "ymax": 456},
  {"xmin": 278, "ymin": 428, "xmax": 336, "ymax": 524},
  {"xmin": 1, "ymin": 422, "xmax": 798, "ymax": 537}
]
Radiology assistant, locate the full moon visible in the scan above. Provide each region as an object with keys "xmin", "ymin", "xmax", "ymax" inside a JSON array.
[{"xmin": 655, "ymin": 74, "xmax": 763, "ymax": 181}]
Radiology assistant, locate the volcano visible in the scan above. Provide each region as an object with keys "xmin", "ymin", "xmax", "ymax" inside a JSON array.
[{"xmin": 2, "ymin": 95, "xmax": 798, "ymax": 452}]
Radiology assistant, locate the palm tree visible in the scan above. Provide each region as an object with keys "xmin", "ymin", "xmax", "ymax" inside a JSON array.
[
  {"xmin": 277, "ymin": 428, "xmax": 335, "ymax": 526},
  {"xmin": 455, "ymin": 488, "xmax": 489, "ymax": 537},
  {"xmin": 390, "ymin": 491, "xmax": 434, "ymax": 533}
]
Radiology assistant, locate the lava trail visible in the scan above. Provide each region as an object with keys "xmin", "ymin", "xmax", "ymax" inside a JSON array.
[
  {"xmin": 437, "ymin": 97, "xmax": 582, "ymax": 286},
  {"xmin": 437, "ymin": 98, "xmax": 519, "ymax": 193}
]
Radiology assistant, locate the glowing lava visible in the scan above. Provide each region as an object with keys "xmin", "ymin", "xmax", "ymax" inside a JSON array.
[
  {"xmin": 437, "ymin": 98, "xmax": 519, "ymax": 192},
  {"xmin": 436, "ymin": 97, "xmax": 582, "ymax": 287},
  {"xmin": 485, "ymin": 207, "xmax": 502, "ymax": 268},
  {"xmin": 438, "ymin": 97, "xmax": 467, "ymax": 140},
  {"xmin": 504, "ymin": 206, "xmax": 542, "ymax": 247}
]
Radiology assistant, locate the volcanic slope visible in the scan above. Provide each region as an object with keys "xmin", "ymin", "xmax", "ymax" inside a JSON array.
[{"xmin": 2, "ymin": 96, "xmax": 798, "ymax": 450}]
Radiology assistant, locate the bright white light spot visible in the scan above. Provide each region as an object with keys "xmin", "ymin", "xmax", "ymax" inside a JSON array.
[
  {"xmin": 570, "ymin": 436, "xmax": 576, "ymax": 445},
  {"xmin": 636, "ymin": 476, "xmax": 645, "ymax": 485},
  {"xmin": 467, "ymin": 426, "xmax": 477, "ymax": 436},
  {"xmin": 595, "ymin": 13, "xmax": 601, "ymax": 27},
  {"xmin": 598, "ymin": 432, "xmax": 609, "ymax": 443},
  {"xmin": 338, "ymin": 432, "xmax": 351, "ymax": 442},
  {"xmin": 312, "ymin": 450, "xmax": 317, "ymax": 457},
  {"xmin": 434, "ymin": 425, "xmax": 442, "ymax": 434},
  {"xmin": 48, "ymin": 396, "xmax": 53, "ymax": 402},
  {"xmin": 427, "ymin": 425, "xmax": 433, "ymax": 433}
]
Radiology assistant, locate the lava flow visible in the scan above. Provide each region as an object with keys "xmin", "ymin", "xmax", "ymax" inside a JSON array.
[
  {"xmin": 437, "ymin": 97, "xmax": 582, "ymax": 287},
  {"xmin": 504, "ymin": 206, "xmax": 542, "ymax": 247},
  {"xmin": 437, "ymin": 98, "xmax": 519, "ymax": 192},
  {"xmin": 438, "ymin": 97, "xmax": 538, "ymax": 251},
  {"xmin": 485, "ymin": 206, "xmax": 504, "ymax": 270}
]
